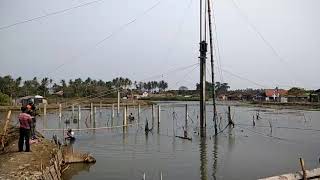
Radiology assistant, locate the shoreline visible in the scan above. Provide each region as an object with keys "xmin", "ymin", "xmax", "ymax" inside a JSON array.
[{"xmin": 0, "ymin": 122, "xmax": 95, "ymax": 180}]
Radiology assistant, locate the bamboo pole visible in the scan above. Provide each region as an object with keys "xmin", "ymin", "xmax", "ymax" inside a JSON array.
[
  {"xmin": 300, "ymin": 158, "xmax": 307, "ymax": 180},
  {"xmin": 78, "ymin": 105, "xmax": 81, "ymax": 129},
  {"xmin": 138, "ymin": 104, "xmax": 141, "ymax": 121},
  {"xmin": 99, "ymin": 101, "xmax": 102, "ymax": 114},
  {"xmin": 157, "ymin": 105, "xmax": 161, "ymax": 125},
  {"xmin": 112, "ymin": 104, "xmax": 115, "ymax": 119},
  {"xmin": 123, "ymin": 106, "xmax": 127, "ymax": 126},
  {"xmin": 72, "ymin": 104, "xmax": 74, "ymax": 119},
  {"xmin": 90, "ymin": 103, "xmax": 93, "ymax": 122},
  {"xmin": 152, "ymin": 104, "xmax": 154, "ymax": 128},
  {"xmin": 1, "ymin": 110, "xmax": 12, "ymax": 150},
  {"xmin": 117, "ymin": 91, "xmax": 120, "ymax": 115}
]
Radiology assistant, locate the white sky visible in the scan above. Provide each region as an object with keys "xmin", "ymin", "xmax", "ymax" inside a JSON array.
[{"xmin": 0, "ymin": 0, "xmax": 319, "ymax": 90}]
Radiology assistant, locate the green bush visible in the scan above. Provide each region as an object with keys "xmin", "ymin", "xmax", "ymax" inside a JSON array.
[{"xmin": 0, "ymin": 92, "xmax": 10, "ymax": 105}]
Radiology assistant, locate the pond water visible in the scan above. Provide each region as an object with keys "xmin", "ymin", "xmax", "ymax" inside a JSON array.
[{"xmin": 6, "ymin": 101, "xmax": 320, "ymax": 179}]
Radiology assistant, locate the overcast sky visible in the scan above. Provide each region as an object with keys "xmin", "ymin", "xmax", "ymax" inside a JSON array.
[{"xmin": 0, "ymin": 0, "xmax": 319, "ymax": 90}]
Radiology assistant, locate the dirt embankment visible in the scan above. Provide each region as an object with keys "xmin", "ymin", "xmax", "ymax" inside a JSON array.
[{"xmin": 0, "ymin": 124, "xmax": 59, "ymax": 179}]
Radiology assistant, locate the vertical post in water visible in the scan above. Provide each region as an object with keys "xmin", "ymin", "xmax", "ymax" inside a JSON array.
[
  {"xmin": 111, "ymin": 104, "xmax": 114, "ymax": 119},
  {"xmin": 185, "ymin": 104, "xmax": 188, "ymax": 137},
  {"xmin": 90, "ymin": 102, "xmax": 93, "ymax": 123},
  {"xmin": 99, "ymin": 101, "xmax": 102, "ymax": 114},
  {"xmin": 72, "ymin": 104, "xmax": 74, "ymax": 119},
  {"xmin": 228, "ymin": 106, "xmax": 234, "ymax": 127},
  {"xmin": 199, "ymin": 41, "xmax": 207, "ymax": 137},
  {"xmin": 138, "ymin": 104, "xmax": 141, "ymax": 121},
  {"xmin": 94, "ymin": 107, "xmax": 97, "ymax": 128},
  {"xmin": 152, "ymin": 104, "xmax": 155, "ymax": 128},
  {"xmin": 78, "ymin": 105, "xmax": 81, "ymax": 129},
  {"xmin": 43, "ymin": 103, "xmax": 47, "ymax": 129},
  {"xmin": 123, "ymin": 106, "xmax": 127, "ymax": 126},
  {"xmin": 43, "ymin": 103, "xmax": 47, "ymax": 116},
  {"xmin": 59, "ymin": 103, "xmax": 62, "ymax": 128},
  {"xmin": 207, "ymin": 0, "xmax": 218, "ymax": 135},
  {"xmin": 157, "ymin": 105, "xmax": 161, "ymax": 125},
  {"xmin": 117, "ymin": 91, "xmax": 120, "ymax": 115}
]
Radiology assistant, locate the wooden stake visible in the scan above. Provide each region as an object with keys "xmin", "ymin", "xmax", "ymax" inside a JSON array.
[
  {"xmin": 90, "ymin": 103, "xmax": 93, "ymax": 122},
  {"xmin": 1, "ymin": 110, "xmax": 12, "ymax": 150},
  {"xmin": 157, "ymin": 105, "xmax": 161, "ymax": 125},
  {"xmin": 112, "ymin": 104, "xmax": 115, "ymax": 119},
  {"xmin": 228, "ymin": 106, "xmax": 234, "ymax": 127},
  {"xmin": 117, "ymin": 91, "xmax": 120, "ymax": 115},
  {"xmin": 185, "ymin": 104, "xmax": 188, "ymax": 138},
  {"xmin": 138, "ymin": 104, "xmax": 141, "ymax": 121},
  {"xmin": 43, "ymin": 103, "xmax": 47, "ymax": 116},
  {"xmin": 123, "ymin": 106, "xmax": 127, "ymax": 126},
  {"xmin": 99, "ymin": 101, "xmax": 102, "ymax": 114},
  {"xmin": 152, "ymin": 104, "xmax": 154, "ymax": 128},
  {"xmin": 59, "ymin": 104, "xmax": 62, "ymax": 119},
  {"xmin": 94, "ymin": 107, "xmax": 97, "ymax": 128},
  {"xmin": 71, "ymin": 104, "xmax": 74, "ymax": 119},
  {"xmin": 78, "ymin": 105, "xmax": 81, "ymax": 129},
  {"xmin": 300, "ymin": 158, "xmax": 307, "ymax": 180}
]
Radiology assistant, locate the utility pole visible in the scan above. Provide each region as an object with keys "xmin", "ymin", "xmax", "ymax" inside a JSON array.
[
  {"xmin": 199, "ymin": 41, "xmax": 207, "ymax": 135},
  {"xmin": 207, "ymin": 0, "xmax": 218, "ymax": 135},
  {"xmin": 199, "ymin": 0, "xmax": 208, "ymax": 137}
]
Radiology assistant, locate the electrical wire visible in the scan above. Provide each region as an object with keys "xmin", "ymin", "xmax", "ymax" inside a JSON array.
[{"xmin": 0, "ymin": 0, "xmax": 106, "ymax": 31}]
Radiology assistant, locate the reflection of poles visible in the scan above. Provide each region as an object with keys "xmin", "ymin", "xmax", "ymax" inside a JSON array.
[
  {"xmin": 212, "ymin": 136, "xmax": 218, "ymax": 180},
  {"xmin": 200, "ymin": 137, "xmax": 208, "ymax": 180}
]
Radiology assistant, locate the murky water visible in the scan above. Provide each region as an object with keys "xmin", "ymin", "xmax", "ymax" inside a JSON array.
[{"xmin": 6, "ymin": 102, "xmax": 320, "ymax": 179}]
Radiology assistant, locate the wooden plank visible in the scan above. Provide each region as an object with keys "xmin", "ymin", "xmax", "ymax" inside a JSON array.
[
  {"xmin": 260, "ymin": 168, "xmax": 320, "ymax": 180},
  {"xmin": 1, "ymin": 110, "xmax": 12, "ymax": 150}
]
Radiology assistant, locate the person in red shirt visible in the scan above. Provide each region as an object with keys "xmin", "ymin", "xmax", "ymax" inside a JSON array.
[{"xmin": 18, "ymin": 106, "xmax": 32, "ymax": 152}]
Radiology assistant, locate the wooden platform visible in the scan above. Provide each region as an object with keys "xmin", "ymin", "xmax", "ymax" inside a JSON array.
[{"xmin": 260, "ymin": 168, "xmax": 320, "ymax": 180}]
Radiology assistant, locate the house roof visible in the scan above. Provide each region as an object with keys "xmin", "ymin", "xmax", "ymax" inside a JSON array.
[{"xmin": 265, "ymin": 89, "xmax": 288, "ymax": 97}]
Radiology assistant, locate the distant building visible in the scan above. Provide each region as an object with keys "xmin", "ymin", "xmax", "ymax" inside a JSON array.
[
  {"xmin": 265, "ymin": 89, "xmax": 288, "ymax": 102},
  {"xmin": 287, "ymin": 95, "xmax": 308, "ymax": 103},
  {"xmin": 18, "ymin": 95, "xmax": 47, "ymax": 106},
  {"xmin": 179, "ymin": 86, "xmax": 189, "ymax": 91},
  {"xmin": 141, "ymin": 92, "xmax": 149, "ymax": 97}
]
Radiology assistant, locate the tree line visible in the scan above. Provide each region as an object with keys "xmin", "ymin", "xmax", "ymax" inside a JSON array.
[{"xmin": 0, "ymin": 75, "xmax": 168, "ymax": 103}]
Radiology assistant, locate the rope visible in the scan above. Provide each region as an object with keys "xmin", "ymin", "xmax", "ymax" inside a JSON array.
[{"xmin": 42, "ymin": 122, "xmax": 144, "ymax": 131}]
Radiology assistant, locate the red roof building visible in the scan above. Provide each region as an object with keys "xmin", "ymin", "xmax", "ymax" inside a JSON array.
[{"xmin": 265, "ymin": 89, "xmax": 288, "ymax": 98}]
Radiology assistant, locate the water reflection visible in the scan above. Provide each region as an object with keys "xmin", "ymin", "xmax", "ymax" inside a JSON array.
[
  {"xmin": 212, "ymin": 136, "xmax": 218, "ymax": 180},
  {"xmin": 200, "ymin": 137, "xmax": 208, "ymax": 180},
  {"xmin": 62, "ymin": 163, "xmax": 94, "ymax": 179}
]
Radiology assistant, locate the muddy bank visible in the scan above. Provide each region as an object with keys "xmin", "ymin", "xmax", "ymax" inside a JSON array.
[
  {"xmin": 0, "ymin": 128, "xmax": 61, "ymax": 179},
  {"xmin": 0, "ymin": 124, "xmax": 95, "ymax": 180}
]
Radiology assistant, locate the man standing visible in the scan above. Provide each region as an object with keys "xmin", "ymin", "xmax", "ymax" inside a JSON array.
[
  {"xmin": 27, "ymin": 100, "xmax": 37, "ymax": 139},
  {"xmin": 18, "ymin": 106, "xmax": 32, "ymax": 152}
]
